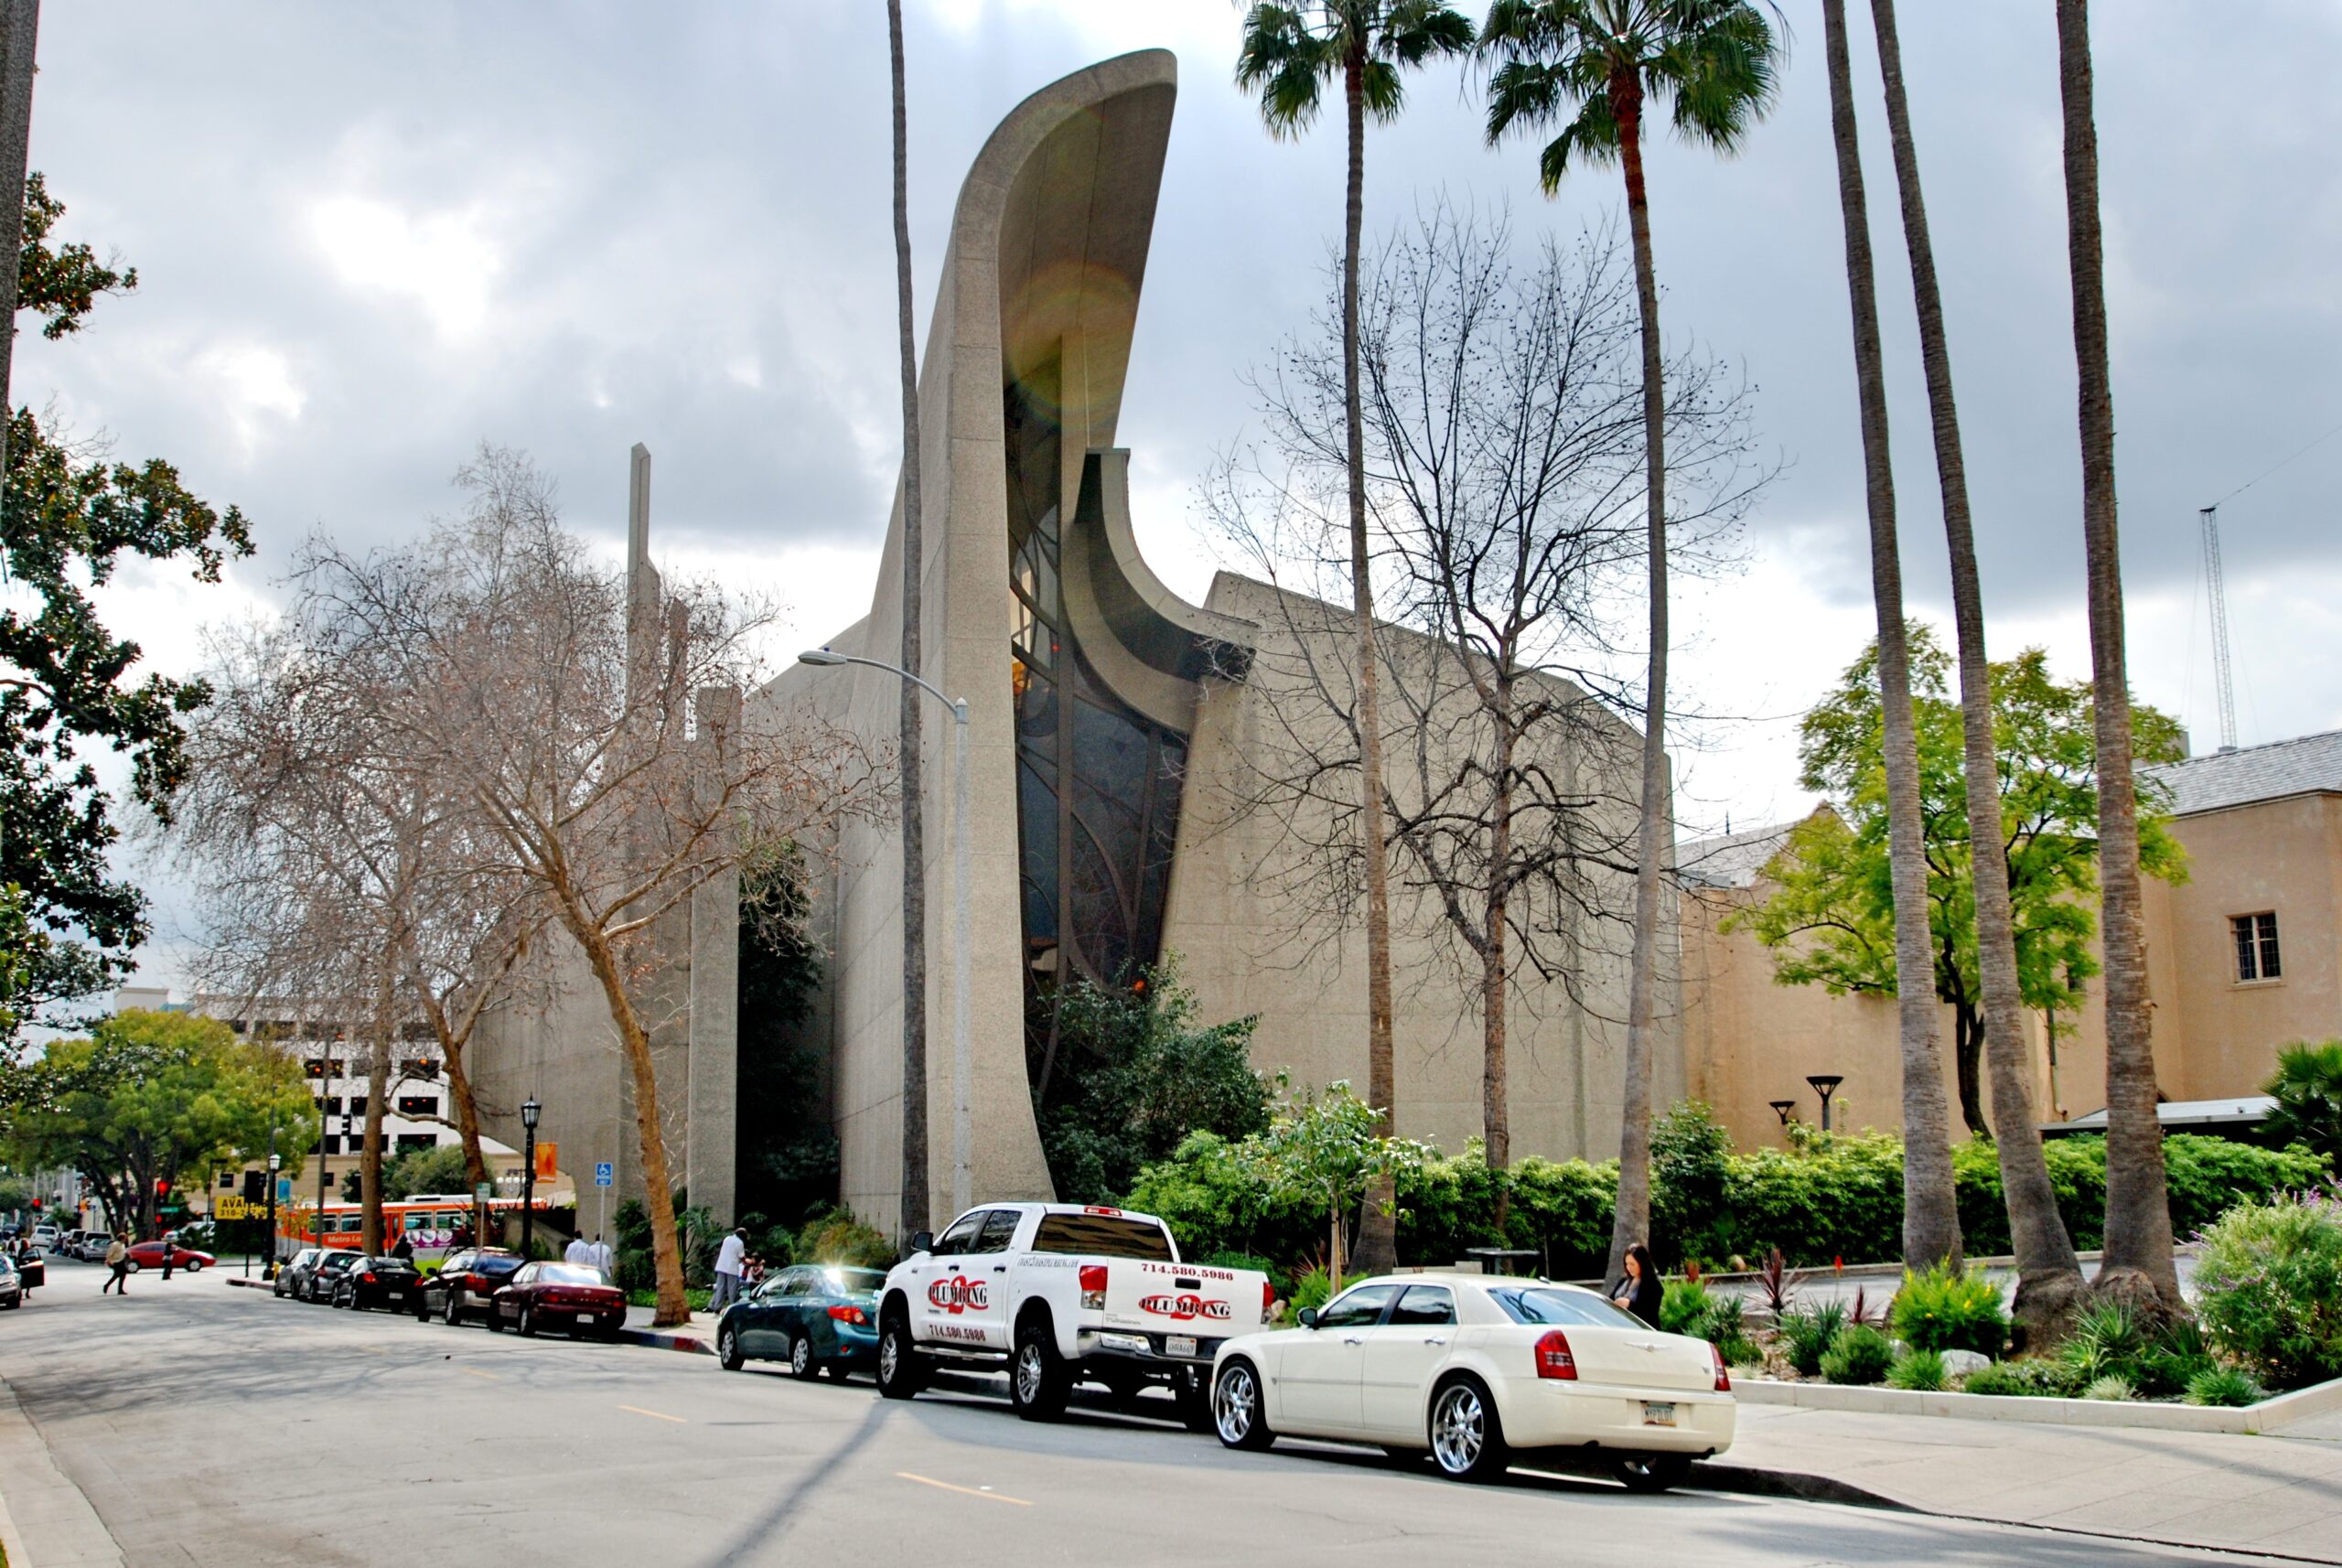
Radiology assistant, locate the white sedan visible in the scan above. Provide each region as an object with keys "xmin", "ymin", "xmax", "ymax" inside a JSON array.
[{"xmin": 1209, "ymin": 1273, "xmax": 1733, "ymax": 1490}]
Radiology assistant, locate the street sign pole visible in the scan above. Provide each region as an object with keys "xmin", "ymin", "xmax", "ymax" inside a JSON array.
[{"xmin": 593, "ymin": 1161, "xmax": 613, "ymax": 1262}]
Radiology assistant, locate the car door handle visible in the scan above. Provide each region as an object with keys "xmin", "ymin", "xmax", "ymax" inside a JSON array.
[
  {"xmin": 1343, "ymin": 1335, "xmax": 1365, "ymax": 1345},
  {"xmin": 1423, "ymin": 1336, "xmax": 1447, "ymax": 1346},
  {"xmin": 993, "ymin": 1266, "xmax": 1005, "ymax": 1273}
]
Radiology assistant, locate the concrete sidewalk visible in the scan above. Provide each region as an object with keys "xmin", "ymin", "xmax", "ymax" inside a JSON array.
[
  {"xmin": 1714, "ymin": 1399, "xmax": 2342, "ymax": 1562},
  {"xmin": 618, "ymin": 1302, "xmax": 721, "ymax": 1355}
]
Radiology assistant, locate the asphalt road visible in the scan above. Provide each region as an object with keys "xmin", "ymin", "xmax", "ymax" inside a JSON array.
[{"xmin": 0, "ymin": 1259, "xmax": 2296, "ymax": 1568}]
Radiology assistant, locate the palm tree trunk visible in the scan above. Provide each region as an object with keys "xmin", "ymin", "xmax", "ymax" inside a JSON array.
[
  {"xmin": 2056, "ymin": 0, "xmax": 2178, "ymax": 1312},
  {"xmin": 1344, "ymin": 45, "xmax": 1400, "ymax": 1279},
  {"xmin": 1869, "ymin": 0, "xmax": 2083, "ymax": 1337},
  {"xmin": 887, "ymin": 0, "xmax": 930, "ymax": 1241},
  {"xmin": 1821, "ymin": 0, "xmax": 1961, "ymax": 1270},
  {"xmin": 1605, "ymin": 67, "xmax": 1670, "ymax": 1283}
]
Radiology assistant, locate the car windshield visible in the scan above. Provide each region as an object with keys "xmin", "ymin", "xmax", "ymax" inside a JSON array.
[
  {"xmin": 1029, "ymin": 1212, "xmax": 1173, "ymax": 1261},
  {"xmin": 474, "ymin": 1256, "xmax": 523, "ymax": 1277},
  {"xmin": 1488, "ymin": 1286, "xmax": 1649, "ymax": 1330},
  {"xmin": 534, "ymin": 1264, "xmax": 604, "ymax": 1286},
  {"xmin": 823, "ymin": 1269, "xmax": 887, "ymax": 1296}
]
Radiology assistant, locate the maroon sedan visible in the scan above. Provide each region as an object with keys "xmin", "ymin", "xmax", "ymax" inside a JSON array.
[
  {"xmin": 486, "ymin": 1262, "xmax": 628, "ymax": 1340},
  {"xmin": 125, "ymin": 1240, "xmax": 215, "ymax": 1273}
]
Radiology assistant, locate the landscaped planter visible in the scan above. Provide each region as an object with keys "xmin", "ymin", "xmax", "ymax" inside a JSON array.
[{"xmin": 1734, "ymin": 1371, "xmax": 2342, "ymax": 1435}]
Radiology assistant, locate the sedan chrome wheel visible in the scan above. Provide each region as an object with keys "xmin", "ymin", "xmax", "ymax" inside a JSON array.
[
  {"xmin": 1430, "ymin": 1380, "xmax": 1506, "ymax": 1482},
  {"xmin": 1213, "ymin": 1361, "xmax": 1270, "ymax": 1449}
]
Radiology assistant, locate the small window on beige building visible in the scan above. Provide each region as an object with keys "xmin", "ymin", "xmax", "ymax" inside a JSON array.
[{"xmin": 2232, "ymin": 912, "xmax": 2282, "ymax": 982}]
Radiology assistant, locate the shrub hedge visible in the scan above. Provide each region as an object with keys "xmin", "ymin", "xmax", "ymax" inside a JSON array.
[{"xmin": 1120, "ymin": 1106, "xmax": 2327, "ymax": 1280}]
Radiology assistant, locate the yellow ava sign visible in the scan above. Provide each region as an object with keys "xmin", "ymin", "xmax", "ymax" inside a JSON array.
[{"xmin": 213, "ymin": 1196, "xmax": 252, "ymax": 1220}]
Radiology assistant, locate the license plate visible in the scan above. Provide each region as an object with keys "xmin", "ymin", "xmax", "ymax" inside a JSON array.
[
  {"xmin": 1643, "ymin": 1402, "xmax": 1677, "ymax": 1427},
  {"xmin": 1166, "ymin": 1336, "xmax": 1198, "ymax": 1359},
  {"xmin": 387, "ymin": 1291, "xmax": 406, "ymax": 1300}
]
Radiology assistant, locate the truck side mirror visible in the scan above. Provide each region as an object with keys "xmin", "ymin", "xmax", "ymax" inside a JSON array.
[
  {"xmin": 908, "ymin": 1231, "xmax": 934, "ymax": 1258},
  {"xmin": 1298, "ymin": 1307, "xmax": 1318, "ymax": 1329}
]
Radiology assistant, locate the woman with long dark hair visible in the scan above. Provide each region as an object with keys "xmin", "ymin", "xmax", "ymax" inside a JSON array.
[{"xmin": 1610, "ymin": 1241, "xmax": 1661, "ymax": 1328}]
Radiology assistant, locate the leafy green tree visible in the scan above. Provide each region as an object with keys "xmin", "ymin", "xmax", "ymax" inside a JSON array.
[
  {"xmin": 1478, "ymin": 0, "xmax": 1783, "ymax": 1283},
  {"xmin": 1248, "ymin": 1077, "xmax": 1422, "ymax": 1291},
  {"xmin": 2262, "ymin": 1041, "xmax": 2342, "ymax": 1168},
  {"xmin": 735, "ymin": 855, "xmax": 834, "ymax": 1227},
  {"xmin": 1035, "ymin": 957, "xmax": 1269, "ymax": 1205},
  {"xmin": 1, "ymin": 174, "xmax": 252, "ymax": 1034},
  {"xmin": 382, "ymin": 1143, "xmax": 471, "ymax": 1202},
  {"xmin": 1237, "ymin": 0, "xmax": 1474, "ymax": 1278},
  {"xmin": 2, "ymin": 1008, "xmax": 315, "ymax": 1237},
  {"xmin": 1732, "ymin": 629, "xmax": 2187, "ymax": 1136}
]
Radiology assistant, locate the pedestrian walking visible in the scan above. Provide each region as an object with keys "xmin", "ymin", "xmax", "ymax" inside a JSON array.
[
  {"xmin": 391, "ymin": 1232, "xmax": 414, "ymax": 1262},
  {"xmin": 1608, "ymin": 1241, "xmax": 1662, "ymax": 1329},
  {"xmin": 102, "ymin": 1236, "xmax": 129, "ymax": 1294},
  {"xmin": 587, "ymin": 1233, "xmax": 615, "ymax": 1284},
  {"xmin": 710, "ymin": 1227, "xmax": 748, "ymax": 1311},
  {"xmin": 159, "ymin": 1231, "xmax": 176, "ymax": 1281},
  {"xmin": 564, "ymin": 1234, "xmax": 593, "ymax": 1266}
]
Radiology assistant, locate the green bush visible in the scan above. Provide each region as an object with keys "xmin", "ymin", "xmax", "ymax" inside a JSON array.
[
  {"xmin": 1650, "ymin": 1101, "xmax": 1734, "ymax": 1266},
  {"xmin": 1201, "ymin": 1251, "xmax": 1287, "ymax": 1297},
  {"xmin": 1660, "ymin": 1278, "xmax": 1716, "ymax": 1337},
  {"xmin": 1962, "ymin": 1359, "xmax": 2084, "ymax": 1398},
  {"xmin": 2185, "ymin": 1367, "xmax": 2263, "ymax": 1408},
  {"xmin": 2262, "ymin": 1039, "xmax": 2342, "ymax": 1167},
  {"xmin": 1289, "ymin": 1264, "xmax": 1334, "ymax": 1316},
  {"xmin": 1820, "ymin": 1324, "xmax": 1896, "ymax": 1385},
  {"xmin": 1778, "ymin": 1301, "xmax": 1849, "ymax": 1377},
  {"xmin": 1886, "ymin": 1348, "xmax": 1947, "ymax": 1391},
  {"xmin": 793, "ymin": 1207, "xmax": 896, "ymax": 1270},
  {"xmin": 2193, "ymin": 1189, "xmax": 2342, "ymax": 1390},
  {"xmin": 2060, "ymin": 1301, "xmax": 2150, "ymax": 1385},
  {"xmin": 2137, "ymin": 1318, "xmax": 2217, "ymax": 1400},
  {"xmin": 1890, "ymin": 1264, "xmax": 2008, "ymax": 1357},
  {"xmin": 2083, "ymin": 1374, "xmax": 2137, "ymax": 1402}
]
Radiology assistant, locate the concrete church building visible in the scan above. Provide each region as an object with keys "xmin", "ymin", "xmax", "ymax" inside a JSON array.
[{"xmin": 761, "ymin": 50, "xmax": 1673, "ymax": 1229}]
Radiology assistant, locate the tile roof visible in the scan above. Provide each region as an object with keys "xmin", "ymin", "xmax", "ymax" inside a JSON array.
[
  {"xmin": 1676, "ymin": 820, "xmax": 1799, "ymax": 889},
  {"xmin": 2140, "ymin": 728, "xmax": 2342, "ymax": 818}
]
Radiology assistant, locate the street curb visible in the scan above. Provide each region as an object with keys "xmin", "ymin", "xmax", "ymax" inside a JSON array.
[
  {"xmin": 618, "ymin": 1326, "xmax": 717, "ymax": 1357},
  {"xmin": 226, "ymin": 1276, "xmax": 270, "ymax": 1291},
  {"xmin": 1691, "ymin": 1463, "xmax": 1917, "ymax": 1512},
  {"xmin": 1735, "ymin": 1371, "xmax": 2342, "ymax": 1436}
]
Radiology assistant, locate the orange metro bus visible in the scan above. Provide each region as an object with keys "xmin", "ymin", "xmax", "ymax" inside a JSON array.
[{"xmin": 278, "ymin": 1193, "xmax": 553, "ymax": 1263}]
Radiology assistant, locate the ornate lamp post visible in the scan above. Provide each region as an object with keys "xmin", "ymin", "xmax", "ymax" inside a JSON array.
[
  {"xmin": 1806, "ymin": 1074, "xmax": 1844, "ymax": 1133},
  {"xmin": 263, "ymin": 1151, "xmax": 281, "ymax": 1277},
  {"xmin": 520, "ymin": 1097, "xmax": 542, "ymax": 1259}
]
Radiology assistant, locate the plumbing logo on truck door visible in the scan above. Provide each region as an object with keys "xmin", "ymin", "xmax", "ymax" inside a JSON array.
[{"xmin": 928, "ymin": 1276, "xmax": 990, "ymax": 1314}]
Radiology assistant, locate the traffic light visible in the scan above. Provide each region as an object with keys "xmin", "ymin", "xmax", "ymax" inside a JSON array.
[{"xmin": 242, "ymin": 1169, "xmax": 267, "ymax": 1203}]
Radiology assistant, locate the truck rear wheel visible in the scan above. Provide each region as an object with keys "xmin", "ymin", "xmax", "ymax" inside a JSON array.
[
  {"xmin": 1009, "ymin": 1318, "xmax": 1069, "ymax": 1421},
  {"xmin": 876, "ymin": 1311, "xmax": 925, "ymax": 1401}
]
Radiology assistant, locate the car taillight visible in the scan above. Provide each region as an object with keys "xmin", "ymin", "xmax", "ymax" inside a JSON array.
[
  {"xmin": 1079, "ymin": 1263, "xmax": 1108, "ymax": 1311},
  {"xmin": 827, "ymin": 1304, "xmax": 867, "ymax": 1326},
  {"xmin": 1533, "ymin": 1329, "xmax": 1578, "ymax": 1380},
  {"xmin": 1712, "ymin": 1341, "xmax": 1731, "ymax": 1392},
  {"xmin": 360, "ymin": 1272, "xmax": 376, "ymax": 1283}
]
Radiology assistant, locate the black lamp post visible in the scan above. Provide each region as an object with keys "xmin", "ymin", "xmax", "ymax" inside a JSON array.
[
  {"xmin": 1769, "ymin": 1100, "xmax": 1798, "ymax": 1125},
  {"xmin": 263, "ymin": 1150, "xmax": 281, "ymax": 1278},
  {"xmin": 521, "ymin": 1097, "xmax": 542, "ymax": 1260},
  {"xmin": 1807, "ymin": 1074, "xmax": 1844, "ymax": 1133}
]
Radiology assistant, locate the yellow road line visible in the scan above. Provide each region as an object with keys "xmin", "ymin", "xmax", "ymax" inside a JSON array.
[
  {"xmin": 458, "ymin": 1368, "xmax": 500, "ymax": 1380},
  {"xmin": 897, "ymin": 1473, "xmax": 1033, "ymax": 1507},
  {"xmin": 619, "ymin": 1404, "xmax": 687, "ymax": 1423}
]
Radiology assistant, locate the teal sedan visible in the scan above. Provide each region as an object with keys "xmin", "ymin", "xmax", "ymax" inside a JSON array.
[{"xmin": 717, "ymin": 1264, "xmax": 887, "ymax": 1380}]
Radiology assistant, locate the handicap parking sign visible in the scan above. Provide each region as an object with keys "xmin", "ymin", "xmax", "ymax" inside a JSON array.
[{"xmin": 594, "ymin": 1162, "xmax": 614, "ymax": 1187}]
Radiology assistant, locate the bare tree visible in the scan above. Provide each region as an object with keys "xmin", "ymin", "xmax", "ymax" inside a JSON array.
[
  {"xmin": 1202, "ymin": 208, "xmax": 1760, "ymax": 1193},
  {"xmin": 295, "ymin": 449, "xmax": 881, "ymax": 1327}
]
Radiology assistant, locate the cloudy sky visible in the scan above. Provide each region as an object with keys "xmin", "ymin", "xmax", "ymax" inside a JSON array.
[{"xmin": 20, "ymin": 2, "xmax": 2338, "ymax": 992}]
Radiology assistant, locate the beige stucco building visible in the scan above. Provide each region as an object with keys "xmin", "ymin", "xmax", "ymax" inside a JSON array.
[
  {"xmin": 757, "ymin": 50, "xmax": 1674, "ymax": 1230},
  {"xmin": 1682, "ymin": 731, "xmax": 2342, "ymax": 1149}
]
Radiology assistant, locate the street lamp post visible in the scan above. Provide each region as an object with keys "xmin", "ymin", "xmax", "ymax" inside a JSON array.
[
  {"xmin": 263, "ymin": 1147, "xmax": 281, "ymax": 1279},
  {"xmin": 521, "ymin": 1097, "xmax": 542, "ymax": 1260},
  {"xmin": 799, "ymin": 648, "xmax": 974, "ymax": 1216},
  {"xmin": 1807, "ymin": 1074, "xmax": 1844, "ymax": 1133},
  {"xmin": 1768, "ymin": 1100, "xmax": 1798, "ymax": 1126}
]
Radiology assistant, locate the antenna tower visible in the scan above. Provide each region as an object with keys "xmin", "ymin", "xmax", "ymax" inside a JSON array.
[{"xmin": 2199, "ymin": 505, "xmax": 2238, "ymax": 753}]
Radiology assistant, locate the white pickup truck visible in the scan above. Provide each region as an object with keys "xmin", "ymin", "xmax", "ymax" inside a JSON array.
[{"xmin": 876, "ymin": 1201, "xmax": 1275, "ymax": 1425}]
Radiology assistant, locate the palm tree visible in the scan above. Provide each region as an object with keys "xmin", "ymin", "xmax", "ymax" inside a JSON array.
[
  {"xmin": 886, "ymin": 0, "xmax": 930, "ymax": 1240},
  {"xmin": 1815, "ymin": 0, "xmax": 1960, "ymax": 1271},
  {"xmin": 1236, "ymin": 0, "xmax": 1474, "ymax": 1275},
  {"xmin": 2056, "ymin": 0, "xmax": 2178, "ymax": 1313},
  {"xmin": 1478, "ymin": 0, "xmax": 1780, "ymax": 1280},
  {"xmin": 1866, "ymin": 0, "xmax": 2081, "ymax": 1332}
]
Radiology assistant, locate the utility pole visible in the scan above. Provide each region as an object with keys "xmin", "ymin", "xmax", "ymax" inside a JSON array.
[
  {"xmin": 0, "ymin": 0, "xmax": 38, "ymax": 482},
  {"xmin": 2199, "ymin": 506, "xmax": 2238, "ymax": 753}
]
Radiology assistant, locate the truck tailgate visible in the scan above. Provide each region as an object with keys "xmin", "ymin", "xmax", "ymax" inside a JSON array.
[{"xmin": 1101, "ymin": 1258, "xmax": 1271, "ymax": 1337}]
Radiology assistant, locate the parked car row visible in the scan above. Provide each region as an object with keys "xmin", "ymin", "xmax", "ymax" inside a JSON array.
[
  {"xmin": 837, "ymin": 1200, "xmax": 1736, "ymax": 1494},
  {"xmin": 272, "ymin": 1245, "xmax": 628, "ymax": 1338}
]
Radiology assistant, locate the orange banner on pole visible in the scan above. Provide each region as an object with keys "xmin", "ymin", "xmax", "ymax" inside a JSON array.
[{"xmin": 534, "ymin": 1140, "xmax": 558, "ymax": 1181}]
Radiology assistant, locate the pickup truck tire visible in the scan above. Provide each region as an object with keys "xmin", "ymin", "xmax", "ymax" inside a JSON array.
[
  {"xmin": 876, "ymin": 1312, "xmax": 925, "ymax": 1400},
  {"xmin": 1212, "ymin": 1359, "xmax": 1273, "ymax": 1451},
  {"xmin": 1175, "ymin": 1366, "xmax": 1214, "ymax": 1434},
  {"xmin": 1009, "ymin": 1319, "xmax": 1070, "ymax": 1421}
]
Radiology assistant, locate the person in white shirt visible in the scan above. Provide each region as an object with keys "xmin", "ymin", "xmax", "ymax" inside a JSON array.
[
  {"xmin": 587, "ymin": 1233, "xmax": 616, "ymax": 1283},
  {"xmin": 564, "ymin": 1235, "xmax": 594, "ymax": 1266},
  {"xmin": 711, "ymin": 1227, "xmax": 748, "ymax": 1310}
]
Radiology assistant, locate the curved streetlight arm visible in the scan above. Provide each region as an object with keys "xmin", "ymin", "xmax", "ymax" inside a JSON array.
[{"xmin": 797, "ymin": 649, "xmax": 966, "ymax": 722}]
